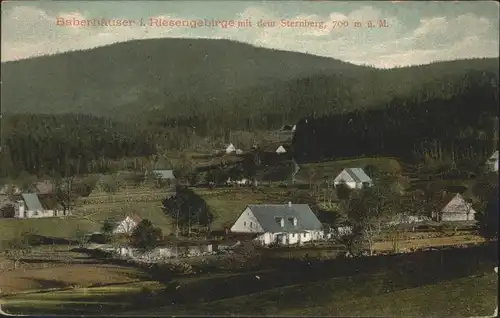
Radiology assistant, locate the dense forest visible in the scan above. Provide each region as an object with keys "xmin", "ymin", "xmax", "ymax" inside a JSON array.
[
  {"xmin": 2, "ymin": 38, "xmax": 365, "ymax": 119},
  {"xmin": 141, "ymin": 57, "xmax": 499, "ymax": 134},
  {"xmin": 293, "ymin": 70, "xmax": 499, "ymax": 167},
  {"xmin": 0, "ymin": 114, "xmax": 155, "ymax": 178}
]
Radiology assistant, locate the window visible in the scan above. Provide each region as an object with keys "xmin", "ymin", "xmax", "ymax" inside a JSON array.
[
  {"xmin": 303, "ymin": 233, "xmax": 306, "ymax": 238},
  {"xmin": 250, "ymin": 222, "xmax": 253, "ymax": 228},
  {"xmin": 292, "ymin": 234, "xmax": 295, "ymax": 238},
  {"xmin": 244, "ymin": 221, "xmax": 246, "ymax": 226}
]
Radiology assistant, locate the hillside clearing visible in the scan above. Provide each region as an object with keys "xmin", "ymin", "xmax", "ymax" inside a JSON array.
[{"xmin": 296, "ymin": 157, "xmax": 403, "ymax": 182}]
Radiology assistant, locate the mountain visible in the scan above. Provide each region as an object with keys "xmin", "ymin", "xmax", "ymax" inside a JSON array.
[{"xmin": 1, "ymin": 38, "xmax": 369, "ymax": 119}]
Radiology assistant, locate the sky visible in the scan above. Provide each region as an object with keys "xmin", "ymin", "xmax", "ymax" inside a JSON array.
[{"xmin": 1, "ymin": 1, "xmax": 499, "ymax": 68}]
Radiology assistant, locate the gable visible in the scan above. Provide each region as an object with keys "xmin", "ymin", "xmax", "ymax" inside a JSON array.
[
  {"xmin": 230, "ymin": 207, "xmax": 265, "ymax": 232},
  {"xmin": 489, "ymin": 151, "xmax": 499, "ymax": 161},
  {"xmin": 276, "ymin": 145, "xmax": 287, "ymax": 153},
  {"xmin": 334, "ymin": 169, "xmax": 356, "ymax": 183}
]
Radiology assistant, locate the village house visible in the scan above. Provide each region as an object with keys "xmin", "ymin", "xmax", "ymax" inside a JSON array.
[
  {"xmin": 333, "ymin": 168, "xmax": 373, "ymax": 189},
  {"xmin": 113, "ymin": 214, "xmax": 142, "ymax": 234},
  {"xmin": 433, "ymin": 193, "xmax": 476, "ymax": 222},
  {"xmin": 485, "ymin": 150, "xmax": 499, "ymax": 172},
  {"xmin": 12, "ymin": 193, "xmax": 67, "ymax": 219},
  {"xmin": 226, "ymin": 177, "xmax": 250, "ymax": 186},
  {"xmin": 151, "ymin": 169, "xmax": 176, "ymax": 181},
  {"xmin": 230, "ymin": 202, "xmax": 324, "ymax": 246},
  {"xmin": 275, "ymin": 145, "xmax": 287, "ymax": 154}
]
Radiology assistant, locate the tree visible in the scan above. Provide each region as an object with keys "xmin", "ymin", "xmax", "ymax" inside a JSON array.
[
  {"xmin": 242, "ymin": 153, "xmax": 257, "ymax": 180},
  {"xmin": 174, "ymin": 155, "xmax": 195, "ymax": 184},
  {"xmin": 472, "ymin": 172, "xmax": 498, "ymax": 202},
  {"xmin": 76, "ymin": 227, "xmax": 90, "ymax": 248},
  {"xmin": 476, "ymin": 190, "xmax": 499, "ymax": 240},
  {"xmin": 131, "ymin": 219, "xmax": 162, "ymax": 250},
  {"xmin": 163, "ymin": 185, "xmax": 213, "ymax": 235},
  {"xmin": 346, "ymin": 186, "xmax": 398, "ymax": 256},
  {"xmin": 162, "ymin": 186, "xmax": 214, "ymax": 236},
  {"xmin": 336, "ymin": 183, "xmax": 352, "ymax": 201},
  {"xmin": 364, "ymin": 164, "xmax": 380, "ymax": 179},
  {"xmin": 54, "ymin": 175, "xmax": 78, "ymax": 212},
  {"xmin": 16, "ymin": 171, "xmax": 37, "ymax": 192},
  {"xmin": 101, "ymin": 219, "xmax": 115, "ymax": 243}
]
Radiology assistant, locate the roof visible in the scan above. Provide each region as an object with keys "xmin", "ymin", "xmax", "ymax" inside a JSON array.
[
  {"xmin": 247, "ymin": 203, "xmax": 322, "ymax": 233},
  {"xmin": 21, "ymin": 193, "xmax": 44, "ymax": 211},
  {"xmin": 276, "ymin": 145, "xmax": 287, "ymax": 153},
  {"xmin": 152, "ymin": 170, "xmax": 176, "ymax": 180},
  {"xmin": 113, "ymin": 214, "xmax": 142, "ymax": 228},
  {"xmin": 489, "ymin": 150, "xmax": 499, "ymax": 161},
  {"xmin": 38, "ymin": 194, "xmax": 63, "ymax": 210},
  {"xmin": 343, "ymin": 168, "xmax": 372, "ymax": 183},
  {"xmin": 441, "ymin": 193, "xmax": 475, "ymax": 214}
]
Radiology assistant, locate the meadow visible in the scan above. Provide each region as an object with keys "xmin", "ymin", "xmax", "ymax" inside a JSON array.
[{"xmin": 4, "ymin": 242, "xmax": 494, "ymax": 316}]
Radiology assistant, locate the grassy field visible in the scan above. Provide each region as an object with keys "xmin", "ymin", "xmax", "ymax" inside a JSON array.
[
  {"xmin": 195, "ymin": 272, "xmax": 496, "ymax": 317},
  {"xmin": 1, "ymin": 281, "xmax": 164, "ymax": 315},
  {"xmin": 126, "ymin": 244, "xmax": 498, "ymax": 317},
  {"xmin": 374, "ymin": 233, "xmax": 486, "ymax": 252},
  {"xmin": 2, "ymin": 242, "xmax": 497, "ymax": 316}
]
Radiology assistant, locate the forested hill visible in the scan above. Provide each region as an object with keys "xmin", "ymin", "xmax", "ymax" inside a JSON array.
[
  {"xmin": 293, "ymin": 69, "xmax": 499, "ymax": 165},
  {"xmin": 1, "ymin": 38, "xmax": 367, "ymax": 118},
  {"xmin": 142, "ymin": 57, "xmax": 498, "ymax": 134}
]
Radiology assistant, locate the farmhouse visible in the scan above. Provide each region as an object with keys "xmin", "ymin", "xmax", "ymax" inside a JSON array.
[
  {"xmin": 151, "ymin": 169, "xmax": 176, "ymax": 181},
  {"xmin": 230, "ymin": 202, "xmax": 324, "ymax": 246},
  {"xmin": 434, "ymin": 193, "xmax": 476, "ymax": 222},
  {"xmin": 113, "ymin": 214, "xmax": 142, "ymax": 234},
  {"xmin": 12, "ymin": 193, "xmax": 67, "ymax": 218},
  {"xmin": 261, "ymin": 143, "xmax": 290, "ymax": 155},
  {"xmin": 225, "ymin": 143, "xmax": 236, "ymax": 154},
  {"xmin": 485, "ymin": 150, "xmax": 498, "ymax": 172},
  {"xmin": 334, "ymin": 168, "xmax": 373, "ymax": 189},
  {"xmin": 226, "ymin": 177, "xmax": 250, "ymax": 186}
]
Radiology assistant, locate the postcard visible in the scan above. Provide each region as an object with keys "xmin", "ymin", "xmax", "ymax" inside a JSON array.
[{"xmin": 0, "ymin": 1, "xmax": 498, "ymax": 316}]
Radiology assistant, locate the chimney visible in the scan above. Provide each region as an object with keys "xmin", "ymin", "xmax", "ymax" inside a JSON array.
[{"xmin": 288, "ymin": 201, "xmax": 292, "ymax": 207}]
